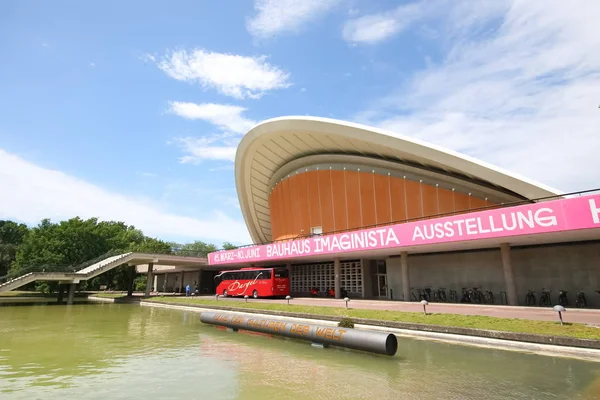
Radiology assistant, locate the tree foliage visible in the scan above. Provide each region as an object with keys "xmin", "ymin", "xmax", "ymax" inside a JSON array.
[
  {"xmin": 2, "ymin": 217, "xmax": 236, "ymax": 291},
  {"xmin": 222, "ymin": 242, "xmax": 238, "ymax": 250},
  {"xmin": 0, "ymin": 220, "xmax": 29, "ymax": 278}
]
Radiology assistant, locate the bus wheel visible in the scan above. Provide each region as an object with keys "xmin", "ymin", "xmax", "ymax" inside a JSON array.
[
  {"xmin": 252, "ymin": 290, "xmax": 259, "ymax": 299},
  {"xmin": 223, "ymin": 290, "xmax": 228, "ymax": 297}
]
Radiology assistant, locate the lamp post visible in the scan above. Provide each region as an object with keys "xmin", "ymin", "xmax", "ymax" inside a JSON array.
[{"xmin": 421, "ymin": 300, "xmax": 429, "ymax": 315}]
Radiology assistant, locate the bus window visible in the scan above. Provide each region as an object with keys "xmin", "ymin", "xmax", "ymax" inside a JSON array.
[
  {"xmin": 258, "ymin": 270, "xmax": 271, "ymax": 280},
  {"xmin": 274, "ymin": 268, "xmax": 289, "ymax": 278}
]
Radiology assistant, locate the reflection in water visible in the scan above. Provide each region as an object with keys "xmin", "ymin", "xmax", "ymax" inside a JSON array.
[{"xmin": 0, "ymin": 304, "xmax": 599, "ymax": 399}]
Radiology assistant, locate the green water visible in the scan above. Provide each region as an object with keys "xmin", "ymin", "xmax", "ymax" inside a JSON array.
[{"xmin": 1, "ymin": 304, "xmax": 599, "ymax": 399}]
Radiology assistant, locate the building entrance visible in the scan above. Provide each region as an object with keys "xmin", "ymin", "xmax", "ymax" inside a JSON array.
[{"xmin": 371, "ymin": 260, "xmax": 388, "ymax": 298}]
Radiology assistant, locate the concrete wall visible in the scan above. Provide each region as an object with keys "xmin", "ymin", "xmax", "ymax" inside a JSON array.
[
  {"xmin": 387, "ymin": 241, "xmax": 600, "ymax": 307},
  {"xmin": 154, "ymin": 271, "xmax": 202, "ymax": 292},
  {"xmin": 512, "ymin": 242, "xmax": 600, "ymax": 307}
]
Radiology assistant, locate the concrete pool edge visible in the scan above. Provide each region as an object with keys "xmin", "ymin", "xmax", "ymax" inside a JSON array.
[{"xmin": 96, "ymin": 298, "xmax": 600, "ymax": 362}]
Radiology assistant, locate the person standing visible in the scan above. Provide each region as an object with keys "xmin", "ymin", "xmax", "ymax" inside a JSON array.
[{"xmin": 185, "ymin": 284, "xmax": 191, "ymax": 297}]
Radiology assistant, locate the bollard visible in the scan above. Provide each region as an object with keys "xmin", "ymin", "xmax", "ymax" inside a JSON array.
[
  {"xmin": 553, "ymin": 305, "xmax": 566, "ymax": 325},
  {"xmin": 245, "ymin": 295, "xmax": 249, "ymax": 303},
  {"xmin": 420, "ymin": 300, "xmax": 428, "ymax": 315}
]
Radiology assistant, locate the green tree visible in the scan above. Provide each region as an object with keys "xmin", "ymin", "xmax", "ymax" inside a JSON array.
[
  {"xmin": 9, "ymin": 217, "xmax": 173, "ymax": 291},
  {"xmin": 0, "ymin": 220, "xmax": 29, "ymax": 278},
  {"xmin": 175, "ymin": 241, "xmax": 218, "ymax": 257},
  {"xmin": 222, "ymin": 242, "xmax": 238, "ymax": 250}
]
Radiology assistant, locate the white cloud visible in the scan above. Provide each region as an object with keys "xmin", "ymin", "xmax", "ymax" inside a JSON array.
[
  {"xmin": 342, "ymin": 2, "xmax": 428, "ymax": 44},
  {"xmin": 156, "ymin": 49, "xmax": 291, "ymax": 99},
  {"xmin": 168, "ymin": 102, "xmax": 256, "ymax": 134},
  {"xmin": 89, "ymin": 62, "xmax": 96, "ymax": 67},
  {"xmin": 357, "ymin": 1, "xmax": 600, "ymax": 192},
  {"xmin": 0, "ymin": 149, "xmax": 251, "ymax": 244},
  {"xmin": 174, "ymin": 135, "xmax": 239, "ymax": 164},
  {"xmin": 247, "ymin": 0, "xmax": 341, "ymax": 38}
]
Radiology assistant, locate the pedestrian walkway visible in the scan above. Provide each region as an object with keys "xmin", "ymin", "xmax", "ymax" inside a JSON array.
[{"xmin": 198, "ymin": 295, "xmax": 600, "ymax": 325}]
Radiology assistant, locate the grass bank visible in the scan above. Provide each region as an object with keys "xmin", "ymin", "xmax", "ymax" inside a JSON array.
[
  {"xmin": 144, "ymin": 296, "xmax": 600, "ymax": 341},
  {"xmin": 92, "ymin": 292, "xmax": 130, "ymax": 298},
  {"xmin": 0, "ymin": 291, "xmax": 46, "ymax": 297}
]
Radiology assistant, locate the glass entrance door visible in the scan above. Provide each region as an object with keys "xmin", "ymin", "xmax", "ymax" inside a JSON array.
[{"xmin": 377, "ymin": 274, "xmax": 388, "ymax": 298}]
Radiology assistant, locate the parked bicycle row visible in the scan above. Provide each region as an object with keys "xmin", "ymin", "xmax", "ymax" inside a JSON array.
[
  {"xmin": 410, "ymin": 287, "xmax": 501, "ymax": 304},
  {"xmin": 524, "ymin": 289, "xmax": 599, "ymax": 308}
]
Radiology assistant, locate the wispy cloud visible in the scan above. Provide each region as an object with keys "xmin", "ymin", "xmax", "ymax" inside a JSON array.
[
  {"xmin": 247, "ymin": 0, "xmax": 341, "ymax": 38},
  {"xmin": 356, "ymin": 1, "xmax": 600, "ymax": 191},
  {"xmin": 155, "ymin": 48, "xmax": 291, "ymax": 99},
  {"xmin": 342, "ymin": 0, "xmax": 507, "ymax": 45},
  {"xmin": 168, "ymin": 102, "xmax": 256, "ymax": 134},
  {"xmin": 174, "ymin": 135, "xmax": 239, "ymax": 164},
  {"xmin": 0, "ymin": 149, "xmax": 251, "ymax": 244},
  {"xmin": 342, "ymin": 2, "xmax": 429, "ymax": 44}
]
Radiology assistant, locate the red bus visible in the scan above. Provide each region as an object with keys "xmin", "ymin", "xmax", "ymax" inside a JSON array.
[{"xmin": 214, "ymin": 267, "xmax": 290, "ymax": 298}]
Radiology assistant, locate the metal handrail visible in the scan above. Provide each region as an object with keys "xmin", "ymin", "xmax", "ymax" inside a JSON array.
[{"xmin": 212, "ymin": 187, "xmax": 600, "ymax": 251}]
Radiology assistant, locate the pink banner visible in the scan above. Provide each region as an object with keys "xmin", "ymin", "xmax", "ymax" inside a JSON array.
[{"xmin": 209, "ymin": 194, "xmax": 600, "ymax": 265}]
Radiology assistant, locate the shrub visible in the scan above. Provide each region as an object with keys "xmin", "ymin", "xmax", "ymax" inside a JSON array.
[{"xmin": 338, "ymin": 317, "xmax": 355, "ymax": 328}]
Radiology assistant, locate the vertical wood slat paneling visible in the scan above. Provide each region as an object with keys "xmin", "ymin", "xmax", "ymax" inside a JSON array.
[
  {"xmin": 307, "ymin": 171, "xmax": 321, "ymax": 228},
  {"xmin": 405, "ymin": 179, "xmax": 422, "ymax": 219},
  {"xmin": 421, "ymin": 183, "xmax": 438, "ymax": 217},
  {"xmin": 281, "ymin": 178, "xmax": 291, "ymax": 238},
  {"xmin": 318, "ymin": 169, "xmax": 335, "ymax": 234},
  {"xmin": 359, "ymin": 172, "xmax": 376, "ymax": 227},
  {"xmin": 288, "ymin": 174, "xmax": 301, "ymax": 237},
  {"xmin": 374, "ymin": 173, "xmax": 391, "ymax": 225},
  {"xmin": 269, "ymin": 170, "xmax": 497, "ymax": 241},
  {"xmin": 390, "ymin": 176, "xmax": 407, "ymax": 222},
  {"xmin": 345, "ymin": 170, "xmax": 361, "ymax": 229},
  {"xmin": 297, "ymin": 172, "xmax": 310, "ymax": 237},
  {"xmin": 330, "ymin": 170, "xmax": 347, "ymax": 231}
]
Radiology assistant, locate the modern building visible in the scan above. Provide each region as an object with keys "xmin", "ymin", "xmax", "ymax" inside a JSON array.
[{"xmin": 209, "ymin": 117, "xmax": 600, "ymax": 307}]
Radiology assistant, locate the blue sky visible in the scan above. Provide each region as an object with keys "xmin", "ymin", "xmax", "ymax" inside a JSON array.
[{"xmin": 1, "ymin": 0, "xmax": 599, "ymax": 246}]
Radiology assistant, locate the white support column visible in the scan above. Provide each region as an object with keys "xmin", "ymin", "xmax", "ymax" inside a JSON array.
[
  {"xmin": 145, "ymin": 262, "xmax": 154, "ymax": 297},
  {"xmin": 163, "ymin": 272, "xmax": 168, "ymax": 292},
  {"xmin": 67, "ymin": 283, "xmax": 76, "ymax": 305},
  {"xmin": 501, "ymin": 243, "xmax": 517, "ymax": 306},
  {"xmin": 401, "ymin": 252, "xmax": 410, "ymax": 301},
  {"xmin": 334, "ymin": 258, "xmax": 341, "ymax": 299}
]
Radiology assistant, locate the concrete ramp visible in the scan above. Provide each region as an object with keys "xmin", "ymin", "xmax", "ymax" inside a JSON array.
[{"xmin": 0, "ymin": 252, "xmax": 208, "ymax": 293}]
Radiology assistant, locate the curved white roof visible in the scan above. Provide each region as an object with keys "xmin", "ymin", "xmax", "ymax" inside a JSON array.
[{"xmin": 235, "ymin": 116, "xmax": 562, "ymax": 244}]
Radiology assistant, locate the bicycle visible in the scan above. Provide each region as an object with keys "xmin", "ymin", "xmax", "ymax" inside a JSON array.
[
  {"xmin": 460, "ymin": 288, "xmax": 471, "ymax": 303},
  {"xmin": 449, "ymin": 289, "xmax": 458, "ymax": 303},
  {"xmin": 410, "ymin": 288, "xmax": 419, "ymax": 301},
  {"xmin": 423, "ymin": 286, "xmax": 433, "ymax": 302},
  {"xmin": 525, "ymin": 290, "xmax": 536, "ymax": 306},
  {"xmin": 436, "ymin": 288, "xmax": 447, "ymax": 303},
  {"xmin": 558, "ymin": 290, "xmax": 568, "ymax": 307},
  {"xmin": 575, "ymin": 290, "xmax": 587, "ymax": 308},
  {"xmin": 471, "ymin": 287, "xmax": 484, "ymax": 304},
  {"xmin": 539, "ymin": 289, "xmax": 551, "ymax": 307},
  {"xmin": 484, "ymin": 290, "xmax": 494, "ymax": 304}
]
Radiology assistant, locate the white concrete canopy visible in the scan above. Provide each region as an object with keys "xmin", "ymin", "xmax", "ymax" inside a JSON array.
[{"xmin": 236, "ymin": 116, "xmax": 562, "ymax": 244}]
